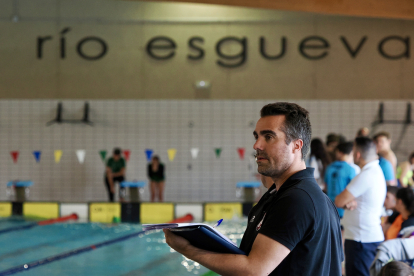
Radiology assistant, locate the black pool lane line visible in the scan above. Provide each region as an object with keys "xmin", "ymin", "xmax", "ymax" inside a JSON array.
[
  {"xmin": 0, "ymin": 229, "xmax": 148, "ymax": 276},
  {"xmin": 0, "ymin": 214, "xmax": 79, "ymax": 235},
  {"xmin": 0, "ymin": 223, "xmax": 38, "ymax": 235}
]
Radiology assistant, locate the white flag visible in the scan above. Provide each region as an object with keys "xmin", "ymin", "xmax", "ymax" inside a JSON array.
[
  {"xmin": 76, "ymin": 150, "xmax": 86, "ymax": 164},
  {"xmin": 191, "ymin": 148, "xmax": 199, "ymax": 159}
]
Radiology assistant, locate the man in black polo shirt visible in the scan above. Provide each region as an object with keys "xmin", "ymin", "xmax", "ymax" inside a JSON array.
[{"xmin": 164, "ymin": 102, "xmax": 343, "ymax": 275}]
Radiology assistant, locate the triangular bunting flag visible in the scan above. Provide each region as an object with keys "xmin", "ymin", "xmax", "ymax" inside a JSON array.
[
  {"xmin": 54, "ymin": 150, "xmax": 62, "ymax": 163},
  {"xmin": 123, "ymin": 150, "xmax": 130, "ymax": 161},
  {"xmin": 76, "ymin": 150, "xmax": 86, "ymax": 164},
  {"xmin": 237, "ymin": 148, "xmax": 245, "ymax": 160},
  {"xmin": 215, "ymin": 148, "xmax": 222, "ymax": 158},
  {"xmin": 33, "ymin": 151, "xmax": 41, "ymax": 163},
  {"xmin": 10, "ymin": 151, "xmax": 19, "ymax": 163},
  {"xmin": 145, "ymin": 149, "xmax": 154, "ymax": 162},
  {"xmin": 168, "ymin": 148, "xmax": 177, "ymax": 161},
  {"xmin": 99, "ymin": 150, "xmax": 107, "ymax": 162},
  {"xmin": 191, "ymin": 148, "xmax": 199, "ymax": 159}
]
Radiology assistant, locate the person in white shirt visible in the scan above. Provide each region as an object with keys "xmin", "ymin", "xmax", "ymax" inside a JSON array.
[{"xmin": 335, "ymin": 137, "xmax": 386, "ymax": 276}]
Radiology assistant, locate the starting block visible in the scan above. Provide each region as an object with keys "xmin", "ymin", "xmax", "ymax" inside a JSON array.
[
  {"xmin": 7, "ymin": 181, "xmax": 33, "ymax": 202},
  {"xmin": 236, "ymin": 181, "xmax": 261, "ymax": 202},
  {"xmin": 120, "ymin": 181, "xmax": 146, "ymax": 202}
]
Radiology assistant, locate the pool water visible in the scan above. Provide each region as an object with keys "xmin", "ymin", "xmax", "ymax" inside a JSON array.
[{"xmin": 0, "ymin": 217, "xmax": 247, "ymax": 276}]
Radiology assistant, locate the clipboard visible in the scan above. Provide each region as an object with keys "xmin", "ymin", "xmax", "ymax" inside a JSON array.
[{"xmin": 143, "ymin": 223, "xmax": 246, "ymax": 255}]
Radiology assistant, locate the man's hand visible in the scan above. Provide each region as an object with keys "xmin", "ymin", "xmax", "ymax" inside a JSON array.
[
  {"xmin": 345, "ymin": 200, "xmax": 357, "ymax": 210},
  {"xmin": 163, "ymin": 229, "xmax": 191, "ymax": 255}
]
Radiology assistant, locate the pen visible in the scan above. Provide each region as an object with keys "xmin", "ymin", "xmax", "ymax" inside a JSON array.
[{"xmin": 213, "ymin": 219, "xmax": 223, "ymax": 228}]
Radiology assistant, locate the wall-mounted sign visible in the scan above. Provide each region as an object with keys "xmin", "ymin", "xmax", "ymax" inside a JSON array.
[{"xmin": 37, "ymin": 28, "xmax": 410, "ymax": 68}]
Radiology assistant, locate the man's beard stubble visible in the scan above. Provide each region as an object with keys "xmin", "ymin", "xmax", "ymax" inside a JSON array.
[{"xmin": 256, "ymin": 150, "xmax": 291, "ymax": 179}]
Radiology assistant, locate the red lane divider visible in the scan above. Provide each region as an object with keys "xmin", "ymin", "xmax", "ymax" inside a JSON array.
[
  {"xmin": 37, "ymin": 213, "xmax": 79, "ymax": 226},
  {"xmin": 168, "ymin": 213, "xmax": 194, "ymax": 223},
  {"xmin": 0, "ymin": 213, "xmax": 79, "ymax": 235}
]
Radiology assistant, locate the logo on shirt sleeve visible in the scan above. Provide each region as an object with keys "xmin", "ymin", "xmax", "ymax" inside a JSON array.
[
  {"xmin": 256, "ymin": 213, "xmax": 266, "ymax": 231},
  {"xmin": 250, "ymin": 216, "xmax": 255, "ymax": 223}
]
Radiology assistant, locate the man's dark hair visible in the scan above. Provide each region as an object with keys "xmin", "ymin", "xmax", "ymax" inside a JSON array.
[
  {"xmin": 336, "ymin": 142, "xmax": 354, "ymax": 155},
  {"xmin": 260, "ymin": 102, "xmax": 311, "ymax": 159},
  {"xmin": 379, "ymin": 261, "xmax": 414, "ymax": 276},
  {"xmin": 326, "ymin": 133, "xmax": 340, "ymax": 146},
  {"xmin": 373, "ymin": 131, "xmax": 391, "ymax": 141},
  {"xmin": 396, "ymin": 188, "xmax": 414, "ymax": 215},
  {"xmin": 113, "ymin": 148, "xmax": 121, "ymax": 155},
  {"xmin": 387, "ymin": 185, "xmax": 400, "ymax": 197},
  {"xmin": 354, "ymin": 137, "xmax": 377, "ymax": 160}
]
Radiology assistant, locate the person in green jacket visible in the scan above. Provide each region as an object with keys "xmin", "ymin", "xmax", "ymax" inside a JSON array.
[{"xmin": 105, "ymin": 148, "xmax": 126, "ymax": 202}]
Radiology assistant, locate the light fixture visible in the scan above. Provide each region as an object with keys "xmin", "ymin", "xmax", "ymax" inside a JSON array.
[{"xmin": 194, "ymin": 80, "xmax": 211, "ymax": 89}]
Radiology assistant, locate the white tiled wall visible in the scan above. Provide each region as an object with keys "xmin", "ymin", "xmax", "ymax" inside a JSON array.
[{"xmin": 1, "ymin": 100, "xmax": 413, "ymax": 202}]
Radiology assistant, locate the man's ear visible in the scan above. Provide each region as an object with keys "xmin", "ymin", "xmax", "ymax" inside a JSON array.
[{"xmin": 292, "ymin": 139, "xmax": 303, "ymax": 155}]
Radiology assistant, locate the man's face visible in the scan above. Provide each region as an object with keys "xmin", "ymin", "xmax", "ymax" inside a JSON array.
[
  {"xmin": 253, "ymin": 115, "xmax": 294, "ymax": 178},
  {"xmin": 113, "ymin": 154, "xmax": 120, "ymax": 161},
  {"xmin": 384, "ymin": 192, "xmax": 397, "ymax": 210},
  {"xmin": 375, "ymin": 136, "xmax": 391, "ymax": 152}
]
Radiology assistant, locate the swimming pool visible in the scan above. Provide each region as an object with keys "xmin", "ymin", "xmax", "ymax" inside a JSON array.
[{"xmin": 0, "ymin": 217, "xmax": 247, "ymax": 276}]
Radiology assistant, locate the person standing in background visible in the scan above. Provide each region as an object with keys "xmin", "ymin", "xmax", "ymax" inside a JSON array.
[
  {"xmin": 105, "ymin": 148, "xmax": 126, "ymax": 202},
  {"xmin": 325, "ymin": 142, "xmax": 357, "ymax": 218},
  {"xmin": 308, "ymin": 138, "xmax": 331, "ymax": 191},
  {"xmin": 396, "ymin": 152, "xmax": 414, "ymax": 188},
  {"xmin": 395, "ymin": 188, "xmax": 414, "ymax": 234},
  {"xmin": 356, "ymin": 127, "xmax": 370, "ymax": 138},
  {"xmin": 382, "ymin": 186, "xmax": 400, "ymax": 236},
  {"xmin": 377, "ymin": 150, "xmax": 397, "ymax": 186},
  {"xmin": 148, "ymin": 155, "xmax": 165, "ymax": 202},
  {"xmin": 326, "ymin": 133, "xmax": 340, "ymax": 163},
  {"xmin": 374, "ymin": 131, "xmax": 398, "ymax": 175},
  {"xmin": 335, "ymin": 137, "xmax": 386, "ymax": 276}
]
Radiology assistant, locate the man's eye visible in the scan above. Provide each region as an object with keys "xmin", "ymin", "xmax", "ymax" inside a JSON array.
[{"xmin": 265, "ymin": 135, "xmax": 272, "ymax": 140}]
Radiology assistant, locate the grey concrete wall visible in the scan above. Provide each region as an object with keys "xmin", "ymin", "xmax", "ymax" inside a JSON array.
[{"xmin": 0, "ymin": 0, "xmax": 413, "ymax": 99}]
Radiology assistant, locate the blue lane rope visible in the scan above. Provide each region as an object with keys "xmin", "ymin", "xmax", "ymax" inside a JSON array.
[
  {"xmin": 0, "ymin": 223, "xmax": 38, "ymax": 235},
  {"xmin": 0, "ymin": 229, "xmax": 147, "ymax": 276}
]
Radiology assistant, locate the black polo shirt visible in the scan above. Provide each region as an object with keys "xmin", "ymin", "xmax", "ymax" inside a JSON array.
[{"xmin": 239, "ymin": 168, "xmax": 343, "ymax": 276}]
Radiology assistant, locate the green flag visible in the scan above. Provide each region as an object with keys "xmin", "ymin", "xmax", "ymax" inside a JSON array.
[
  {"xmin": 215, "ymin": 148, "xmax": 222, "ymax": 158},
  {"xmin": 99, "ymin": 150, "xmax": 107, "ymax": 162}
]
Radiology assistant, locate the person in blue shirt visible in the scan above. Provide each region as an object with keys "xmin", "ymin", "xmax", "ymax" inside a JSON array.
[
  {"xmin": 378, "ymin": 156, "xmax": 397, "ymax": 186},
  {"xmin": 325, "ymin": 142, "xmax": 357, "ymax": 218}
]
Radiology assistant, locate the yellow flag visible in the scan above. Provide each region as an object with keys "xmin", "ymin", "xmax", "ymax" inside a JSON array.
[
  {"xmin": 167, "ymin": 148, "xmax": 177, "ymax": 161},
  {"xmin": 54, "ymin": 150, "xmax": 62, "ymax": 163}
]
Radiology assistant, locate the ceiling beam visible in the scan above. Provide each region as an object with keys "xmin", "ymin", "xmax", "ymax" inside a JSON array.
[{"xmin": 137, "ymin": 0, "xmax": 414, "ymax": 20}]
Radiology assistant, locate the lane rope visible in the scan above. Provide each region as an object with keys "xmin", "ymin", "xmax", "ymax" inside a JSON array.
[
  {"xmin": 0, "ymin": 214, "xmax": 78, "ymax": 235},
  {"xmin": 0, "ymin": 214, "xmax": 193, "ymax": 276}
]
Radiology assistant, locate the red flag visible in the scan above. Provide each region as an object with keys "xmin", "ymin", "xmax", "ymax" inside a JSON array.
[
  {"xmin": 11, "ymin": 151, "xmax": 19, "ymax": 163},
  {"xmin": 237, "ymin": 148, "xmax": 245, "ymax": 160},
  {"xmin": 123, "ymin": 150, "xmax": 130, "ymax": 161}
]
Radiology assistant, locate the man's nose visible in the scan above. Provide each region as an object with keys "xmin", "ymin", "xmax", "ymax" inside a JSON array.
[{"xmin": 253, "ymin": 137, "xmax": 264, "ymax": 151}]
